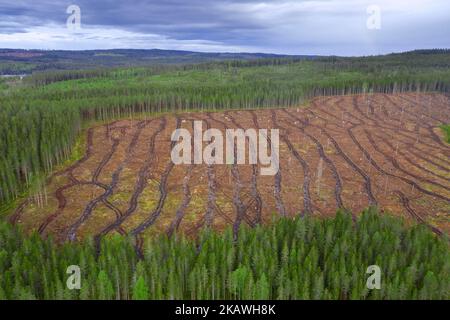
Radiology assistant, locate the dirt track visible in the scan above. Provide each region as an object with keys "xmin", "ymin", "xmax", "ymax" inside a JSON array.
[{"xmin": 11, "ymin": 93, "xmax": 450, "ymax": 241}]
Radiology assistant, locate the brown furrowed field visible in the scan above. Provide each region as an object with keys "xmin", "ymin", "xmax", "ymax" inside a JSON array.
[{"xmin": 11, "ymin": 93, "xmax": 450, "ymax": 246}]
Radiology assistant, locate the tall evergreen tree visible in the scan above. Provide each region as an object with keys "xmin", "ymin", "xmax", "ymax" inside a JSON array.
[{"xmin": 132, "ymin": 276, "xmax": 149, "ymax": 300}]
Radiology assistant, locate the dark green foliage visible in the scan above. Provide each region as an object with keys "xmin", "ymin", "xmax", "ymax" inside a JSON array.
[
  {"xmin": 0, "ymin": 48, "xmax": 298, "ymax": 75},
  {"xmin": 0, "ymin": 209, "xmax": 448, "ymax": 300},
  {"xmin": 133, "ymin": 276, "xmax": 149, "ymax": 300},
  {"xmin": 440, "ymin": 124, "xmax": 450, "ymax": 143}
]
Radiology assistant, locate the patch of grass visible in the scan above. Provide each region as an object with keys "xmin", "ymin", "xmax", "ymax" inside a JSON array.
[
  {"xmin": 440, "ymin": 124, "xmax": 450, "ymax": 143},
  {"xmin": 53, "ymin": 131, "xmax": 87, "ymax": 171},
  {"xmin": 0, "ymin": 198, "xmax": 20, "ymax": 217}
]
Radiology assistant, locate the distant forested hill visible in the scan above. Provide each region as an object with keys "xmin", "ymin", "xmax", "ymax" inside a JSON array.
[{"xmin": 0, "ymin": 48, "xmax": 312, "ymax": 74}]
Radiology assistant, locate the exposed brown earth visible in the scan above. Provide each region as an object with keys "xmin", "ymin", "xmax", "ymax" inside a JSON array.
[{"xmin": 11, "ymin": 93, "xmax": 450, "ymax": 244}]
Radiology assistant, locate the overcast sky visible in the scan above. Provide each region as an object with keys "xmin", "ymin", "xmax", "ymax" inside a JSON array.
[{"xmin": 0, "ymin": 0, "xmax": 449, "ymax": 56}]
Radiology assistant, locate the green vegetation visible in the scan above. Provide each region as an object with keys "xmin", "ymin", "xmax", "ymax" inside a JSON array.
[
  {"xmin": 0, "ymin": 62, "xmax": 36, "ymax": 75},
  {"xmin": 440, "ymin": 124, "xmax": 450, "ymax": 143},
  {"xmin": 0, "ymin": 78, "xmax": 6, "ymax": 92},
  {"xmin": 1, "ymin": 50, "xmax": 450, "ymax": 204},
  {"xmin": 0, "ymin": 208, "xmax": 448, "ymax": 300},
  {"xmin": 0, "ymin": 48, "xmax": 294, "ymax": 75}
]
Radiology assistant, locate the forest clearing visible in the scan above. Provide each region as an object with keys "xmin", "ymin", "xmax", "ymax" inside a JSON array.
[
  {"xmin": 10, "ymin": 92, "xmax": 450, "ymax": 248},
  {"xmin": 2, "ymin": 1, "xmax": 450, "ymax": 302}
]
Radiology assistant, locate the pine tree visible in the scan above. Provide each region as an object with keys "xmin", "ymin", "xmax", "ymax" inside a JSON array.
[
  {"xmin": 255, "ymin": 273, "xmax": 270, "ymax": 300},
  {"xmin": 229, "ymin": 265, "xmax": 251, "ymax": 299},
  {"xmin": 18, "ymin": 287, "xmax": 36, "ymax": 300},
  {"xmin": 96, "ymin": 270, "xmax": 114, "ymax": 300},
  {"xmin": 79, "ymin": 282, "xmax": 91, "ymax": 300},
  {"xmin": 132, "ymin": 276, "xmax": 149, "ymax": 300},
  {"xmin": 0, "ymin": 285, "xmax": 6, "ymax": 300}
]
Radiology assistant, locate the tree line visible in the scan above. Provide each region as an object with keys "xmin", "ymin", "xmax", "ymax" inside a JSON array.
[{"xmin": 0, "ymin": 208, "xmax": 448, "ymax": 300}]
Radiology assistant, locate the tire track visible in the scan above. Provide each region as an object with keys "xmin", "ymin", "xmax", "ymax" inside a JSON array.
[
  {"xmin": 218, "ymin": 112, "xmax": 252, "ymax": 240},
  {"xmin": 282, "ymin": 109, "xmax": 345, "ymax": 209},
  {"xmin": 38, "ymin": 124, "xmax": 125, "ymax": 235},
  {"xmin": 230, "ymin": 151, "xmax": 247, "ymax": 241},
  {"xmin": 318, "ymin": 126, "xmax": 378, "ymax": 206},
  {"xmin": 325, "ymin": 96, "xmax": 449, "ymax": 203},
  {"xmin": 206, "ymin": 112, "xmax": 256, "ymax": 229},
  {"xmin": 35, "ymin": 128, "xmax": 101, "ymax": 233},
  {"xmin": 10, "ymin": 128, "xmax": 96, "ymax": 225},
  {"xmin": 250, "ymin": 111, "xmax": 287, "ymax": 217},
  {"xmin": 91, "ymin": 138, "xmax": 120, "ymax": 183},
  {"xmin": 338, "ymin": 99, "xmax": 450, "ymax": 168},
  {"xmin": 394, "ymin": 190, "xmax": 443, "ymax": 236},
  {"xmin": 395, "ymin": 94, "xmax": 450, "ymax": 124},
  {"xmin": 166, "ymin": 119, "xmax": 197, "ymax": 236},
  {"xmin": 271, "ymin": 110, "xmax": 312, "ymax": 215},
  {"xmin": 201, "ymin": 118, "xmax": 219, "ymax": 228},
  {"xmin": 349, "ymin": 126, "xmax": 450, "ymax": 194},
  {"xmin": 304, "ymin": 101, "xmax": 378, "ymax": 206},
  {"xmin": 166, "ymin": 166, "xmax": 193, "ymax": 237},
  {"xmin": 362, "ymin": 129, "xmax": 450, "ymax": 202},
  {"xmin": 66, "ymin": 120, "xmax": 148, "ymax": 241},
  {"xmin": 94, "ymin": 117, "xmax": 167, "ymax": 241},
  {"xmin": 375, "ymin": 129, "xmax": 450, "ymax": 170},
  {"xmin": 229, "ymin": 111, "xmax": 263, "ymax": 225},
  {"xmin": 369, "ymin": 130, "xmax": 450, "ymax": 182},
  {"xmin": 249, "ymin": 111, "xmax": 265, "ymax": 223},
  {"xmin": 130, "ymin": 117, "xmax": 182, "ymax": 239},
  {"xmin": 383, "ymin": 94, "xmax": 450, "ymax": 153},
  {"xmin": 321, "ymin": 97, "xmax": 449, "ymax": 157}
]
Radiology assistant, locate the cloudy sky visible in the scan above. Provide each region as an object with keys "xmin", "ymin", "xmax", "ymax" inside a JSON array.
[{"xmin": 0, "ymin": 0, "xmax": 449, "ymax": 56}]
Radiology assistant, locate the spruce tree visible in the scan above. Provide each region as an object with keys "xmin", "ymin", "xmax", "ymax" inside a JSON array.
[
  {"xmin": 97, "ymin": 270, "xmax": 114, "ymax": 300},
  {"xmin": 132, "ymin": 276, "xmax": 149, "ymax": 300}
]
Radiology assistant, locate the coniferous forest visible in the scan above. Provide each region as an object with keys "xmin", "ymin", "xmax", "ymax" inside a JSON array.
[{"xmin": 0, "ymin": 209, "xmax": 448, "ymax": 300}]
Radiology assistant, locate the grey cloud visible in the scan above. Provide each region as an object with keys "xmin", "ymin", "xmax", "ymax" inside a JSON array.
[{"xmin": 0, "ymin": 0, "xmax": 449, "ymax": 55}]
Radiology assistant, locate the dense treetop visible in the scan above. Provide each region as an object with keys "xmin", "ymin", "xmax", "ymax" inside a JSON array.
[{"xmin": 0, "ymin": 209, "xmax": 448, "ymax": 300}]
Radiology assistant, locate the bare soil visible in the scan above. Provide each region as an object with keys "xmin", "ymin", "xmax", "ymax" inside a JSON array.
[{"xmin": 11, "ymin": 93, "xmax": 450, "ymax": 244}]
